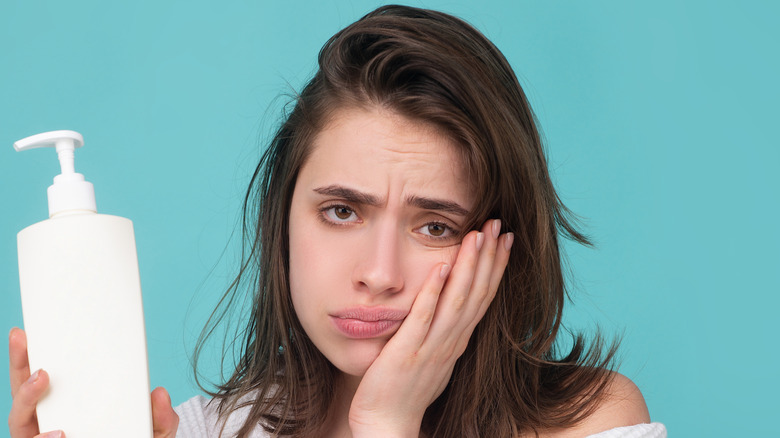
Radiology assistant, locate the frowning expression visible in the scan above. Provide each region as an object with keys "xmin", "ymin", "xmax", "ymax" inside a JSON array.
[{"xmin": 288, "ymin": 107, "xmax": 474, "ymax": 377}]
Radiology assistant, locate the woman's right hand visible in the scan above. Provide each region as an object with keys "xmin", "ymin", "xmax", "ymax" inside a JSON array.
[
  {"xmin": 8, "ymin": 327, "xmax": 179, "ymax": 438},
  {"xmin": 349, "ymin": 220, "xmax": 512, "ymax": 437}
]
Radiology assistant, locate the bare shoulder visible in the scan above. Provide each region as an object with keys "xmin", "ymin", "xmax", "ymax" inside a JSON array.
[
  {"xmin": 581, "ymin": 372, "xmax": 651, "ymax": 429},
  {"xmin": 538, "ymin": 372, "xmax": 651, "ymax": 438}
]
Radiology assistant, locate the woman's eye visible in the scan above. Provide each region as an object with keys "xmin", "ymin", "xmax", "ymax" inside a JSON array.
[
  {"xmin": 416, "ymin": 222, "xmax": 455, "ymax": 239},
  {"xmin": 323, "ymin": 205, "xmax": 358, "ymax": 222},
  {"xmin": 427, "ymin": 223, "xmax": 446, "ymax": 236}
]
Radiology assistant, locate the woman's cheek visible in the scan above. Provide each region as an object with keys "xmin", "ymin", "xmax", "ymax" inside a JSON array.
[{"xmin": 406, "ymin": 244, "xmax": 460, "ymax": 288}]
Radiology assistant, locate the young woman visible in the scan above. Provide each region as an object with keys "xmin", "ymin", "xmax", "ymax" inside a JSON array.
[{"xmin": 9, "ymin": 5, "xmax": 665, "ymax": 438}]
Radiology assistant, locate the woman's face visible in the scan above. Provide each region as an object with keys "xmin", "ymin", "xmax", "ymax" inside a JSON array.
[{"xmin": 288, "ymin": 107, "xmax": 474, "ymax": 377}]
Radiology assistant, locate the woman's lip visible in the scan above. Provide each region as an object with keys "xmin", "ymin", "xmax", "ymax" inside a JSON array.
[
  {"xmin": 329, "ymin": 307, "xmax": 407, "ymax": 339},
  {"xmin": 330, "ymin": 317, "xmax": 403, "ymax": 339},
  {"xmin": 331, "ymin": 307, "xmax": 408, "ymax": 321}
]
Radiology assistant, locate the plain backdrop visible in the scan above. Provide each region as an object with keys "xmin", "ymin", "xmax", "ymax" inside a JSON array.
[{"xmin": 2, "ymin": 1, "xmax": 778, "ymax": 436}]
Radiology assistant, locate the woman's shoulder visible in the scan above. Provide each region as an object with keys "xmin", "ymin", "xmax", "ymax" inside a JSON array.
[
  {"xmin": 534, "ymin": 372, "xmax": 663, "ymax": 438},
  {"xmin": 174, "ymin": 395, "xmax": 220, "ymax": 437},
  {"xmin": 174, "ymin": 393, "xmax": 273, "ymax": 438},
  {"xmin": 576, "ymin": 372, "xmax": 651, "ymax": 434}
]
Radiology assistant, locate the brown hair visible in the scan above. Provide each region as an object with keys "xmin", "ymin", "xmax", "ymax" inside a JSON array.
[{"xmin": 194, "ymin": 5, "xmax": 617, "ymax": 437}]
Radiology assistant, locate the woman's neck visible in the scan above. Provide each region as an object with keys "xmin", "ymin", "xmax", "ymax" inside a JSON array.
[{"xmin": 320, "ymin": 373, "xmax": 363, "ymax": 438}]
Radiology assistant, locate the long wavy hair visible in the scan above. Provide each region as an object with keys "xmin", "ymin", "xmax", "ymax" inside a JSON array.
[{"xmin": 194, "ymin": 5, "xmax": 617, "ymax": 437}]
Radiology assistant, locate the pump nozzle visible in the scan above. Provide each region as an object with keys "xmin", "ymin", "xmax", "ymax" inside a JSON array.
[{"xmin": 14, "ymin": 130, "xmax": 97, "ymax": 217}]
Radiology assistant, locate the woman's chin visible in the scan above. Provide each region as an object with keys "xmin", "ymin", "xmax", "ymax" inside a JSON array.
[{"xmin": 327, "ymin": 344, "xmax": 384, "ymax": 377}]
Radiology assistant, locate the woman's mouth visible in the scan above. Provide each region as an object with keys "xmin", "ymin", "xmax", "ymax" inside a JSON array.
[{"xmin": 330, "ymin": 307, "xmax": 407, "ymax": 339}]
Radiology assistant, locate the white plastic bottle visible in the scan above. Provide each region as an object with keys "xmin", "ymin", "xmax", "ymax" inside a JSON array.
[{"xmin": 14, "ymin": 130, "xmax": 153, "ymax": 437}]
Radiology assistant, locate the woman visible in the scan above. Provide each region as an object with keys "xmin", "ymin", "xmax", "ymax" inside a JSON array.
[{"xmin": 9, "ymin": 5, "xmax": 665, "ymax": 438}]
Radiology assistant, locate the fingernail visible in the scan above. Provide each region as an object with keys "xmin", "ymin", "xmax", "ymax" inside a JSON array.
[
  {"xmin": 28, "ymin": 369, "xmax": 41, "ymax": 384},
  {"xmin": 476, "ymin": 232, "xmax": 485, "ymax": 250},
  {"xmin": 492, "ymin": 219, "xmax": 501, "ymax": 239},
  {"xmin": 440, "ymin": 263, "xmax": 451, "ymax": 279},
  {"xmin": 504, "ymin": 232, "xmax": 514, "ymax": 251},
  {"xmin": 39, "ymin": 431, "xmax": 64, "ymax": 438}
]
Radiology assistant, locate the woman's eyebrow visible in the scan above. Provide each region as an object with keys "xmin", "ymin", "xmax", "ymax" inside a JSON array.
[
  {"xmin": 313, "ymin": 185, "xmax": 381, "ymax": 206},
  {"xmin": 313, "ymin": 185, "xmax": 468, "ymax": 216},
  {"xmin": 406, "ymin": 195, "xmax": 469, "ymax": 216}
]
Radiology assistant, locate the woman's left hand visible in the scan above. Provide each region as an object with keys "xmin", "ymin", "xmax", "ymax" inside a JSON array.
[{"xmin": 348, "ymin": 219, "xmax": 513, "ymax": 437}]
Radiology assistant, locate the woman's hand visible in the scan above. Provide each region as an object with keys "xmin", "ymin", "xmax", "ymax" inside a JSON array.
[
  {"xmin": 151, "ymin": 387, "xmax": 179, "ymax": 438},
  {"xmin": 349, "ymin": 219, "xmax": 513, "ymax": 437},
  {"xmin": 8, "ymin": 328, "xmax": 179, "ymax": 438}
]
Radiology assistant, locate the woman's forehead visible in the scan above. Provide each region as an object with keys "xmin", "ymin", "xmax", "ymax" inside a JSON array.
[{"xmin": 302, "ymin": 107, "xmax": 474, "ymax": 207}]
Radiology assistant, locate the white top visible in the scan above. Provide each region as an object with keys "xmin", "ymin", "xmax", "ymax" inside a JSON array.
[
  {"xmin": 586, "ymin": 422, "xmax": 667, "ymax": 438},
  {"xmin": 175, "ymin": 395, "xmax": 268, "ymax": 438},
  {"xmin": 175, "ymin": 395, "xmax": 667, "ymax": 438}
]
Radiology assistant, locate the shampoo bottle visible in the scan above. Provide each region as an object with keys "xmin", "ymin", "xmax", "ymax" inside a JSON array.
[{"xmin": 14, "ymin": 130, "xmax": 153, "ymax": 437}]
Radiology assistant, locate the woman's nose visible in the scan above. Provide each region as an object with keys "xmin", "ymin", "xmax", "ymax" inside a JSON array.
[{"xmin": 351, "ymin": 221, "xmax": 405, "ymax": 295}]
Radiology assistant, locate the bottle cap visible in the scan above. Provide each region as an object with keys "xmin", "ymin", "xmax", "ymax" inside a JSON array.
[{"xmin": 14, "ymin": 130, "xmax": 97, "ymax": 217}]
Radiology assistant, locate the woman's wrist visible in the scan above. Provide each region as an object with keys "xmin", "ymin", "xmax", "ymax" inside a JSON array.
[
  {"xmin": 349, "ymin": 417, "xmax": 422, "ymax": 438},
  {"xmin": 351, "ymin": 428, "xmax": 419, "ymax": 438}
]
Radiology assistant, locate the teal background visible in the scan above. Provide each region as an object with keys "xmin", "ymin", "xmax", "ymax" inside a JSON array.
[{"xmin": 2, "ymin": 1, "xmax": 778, "ymax": 436}]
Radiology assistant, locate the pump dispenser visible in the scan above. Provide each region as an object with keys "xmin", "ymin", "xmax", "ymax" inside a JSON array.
[
  {"xmin": 14, "ymin": 130, "xmax": 153, "ymax": 437},
  {"xmin": 13, "ymin": 130, "xmax": 96, "ymax": 216}
]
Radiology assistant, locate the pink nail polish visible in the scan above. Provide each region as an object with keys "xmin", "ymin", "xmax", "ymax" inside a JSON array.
[
  {"xmin": 492, "ymin": 219, "xmax": 501, "ymax": 239},
  {"xmin": 504, "ymin": 232, "xmax": 514, "ymax": 251},
  {"xmin": 476, "ymin": 232, "xmax": 485, "ymax": 250},
  {"xmin": 28, "ymin": 369, "xmax": 41, "ymax": 384}
]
